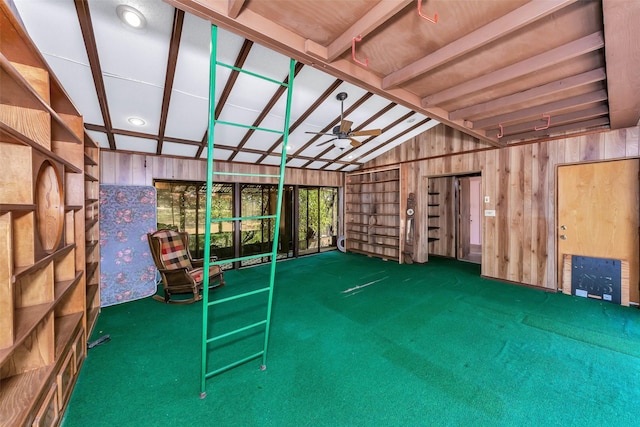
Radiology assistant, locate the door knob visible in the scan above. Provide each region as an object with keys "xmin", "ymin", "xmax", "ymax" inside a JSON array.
[
  {"xmin": 560, "ymin": 225, "xmax": 567, "ymax": 230},
  {"xmin": 560, "ymin": 235, "xmax": 567, "ymax": 240}
]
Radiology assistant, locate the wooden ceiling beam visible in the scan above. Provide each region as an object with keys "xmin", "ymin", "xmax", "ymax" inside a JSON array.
[
  {"xmin": 502, "ymin": 116, "xmax": 609, "ymax": 142},
  {"xmin": 473, "ymin": 89, "xmax": 608, "ymax": 130},
  {"xmin": 422, "ymin": 31, "xmax": 605, "ymax": 107},
  {"xmin": 487, "ymin": 104, "xmax": 609, "ymax": 139},
  {"xmin": 156, "ymin": 9, "xmax": 185, "ymax": 156},
  {"xmin": 383, "ymin": 0, "xmax": 578, "ymax": 89},
  {"xmin": 227, "ymin": 0, "xmax": 246, "ymax": 19},
  {"xmin": 602, "ymin": 0, "xmax": 640, "ymax": 129},
  {"xmin": 449, "ymin": 68, "xmax": 607, "ymax": 121},
  {"xmin": 74, "ymin": 0, "xmax": 116, "ymax": 150},
  {"xmin": 307, "ymin": 0, "xmax": 412, "ymax": 63},
  {"xmin": 166, "ymin": 0, "xmax": 494, "ymax": 145},
  {"xmin": 86, "ymin": 122, "xmax": 357, "ymax": 166}
]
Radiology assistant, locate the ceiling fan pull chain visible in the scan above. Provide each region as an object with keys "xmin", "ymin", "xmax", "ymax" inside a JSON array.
[{"xmin": 351, "ymin": 35, "xmax": 369, "ymax": 67}]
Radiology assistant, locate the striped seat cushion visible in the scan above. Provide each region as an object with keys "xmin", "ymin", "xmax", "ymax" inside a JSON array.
[
  {"xmin": 155, "ymin": 230, "xmax": 192, "ymax": 270},
  {"xmin": 189, "ymin": 264, "xmax": 222, "ymax": 283}
]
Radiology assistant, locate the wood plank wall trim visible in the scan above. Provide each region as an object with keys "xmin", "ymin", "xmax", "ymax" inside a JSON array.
[{"xmin": 100, "ymin": 152, "xmax": 344, "ymax": 187}]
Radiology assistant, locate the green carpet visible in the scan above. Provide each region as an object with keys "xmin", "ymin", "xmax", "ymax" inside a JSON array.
[{"xmin": 62, "ymin": 252, "xmax": 640, "ymax": 426}]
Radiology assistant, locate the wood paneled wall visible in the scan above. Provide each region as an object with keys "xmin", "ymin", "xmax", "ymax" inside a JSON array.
[
  {"xmin": 374, "ymin": 125, "xmax": 639, "ymax": 296},
  {"xmin": 100, "ymin": 151, "xmax": 344, "ymax": 187}
]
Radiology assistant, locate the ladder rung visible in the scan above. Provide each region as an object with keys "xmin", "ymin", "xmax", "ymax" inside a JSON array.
[
  {"xmin": 207, "ymin": 319, "xmax": 267, "ymax": 343},
  {"xmin": 208, "ymin": 286, "xmax": 270, "ymax": 306},
  {"xmin": 215, "ymin": 61, "xmax": 290, "ymax": 87},
  {"xmin": 212, "ymin": 171, "xmax": 281, "ymax": 178},
  {"xmin": 205, "ymin": 351, "xmax": 264, "ymax": 379},
  {"xmin": 211, "ymin": 252, "xmax": 274, "ymax": 266},
  {"xmin": 211, "ymin": 214, "xmax": 276, "ymax": 222},
  {"xmin": 214, "ymin": 120, "xmax": 284, "ymax": 135}
]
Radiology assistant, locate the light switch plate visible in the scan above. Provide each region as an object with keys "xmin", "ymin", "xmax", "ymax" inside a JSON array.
[{"xmin": 484, "ymin": 196, "xmax": 490, "ymax": 203}]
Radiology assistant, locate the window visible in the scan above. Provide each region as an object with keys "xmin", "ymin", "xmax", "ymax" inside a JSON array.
[{"xmin": 155, "ymin": 180, "xmax": 338, "ymax": 268}]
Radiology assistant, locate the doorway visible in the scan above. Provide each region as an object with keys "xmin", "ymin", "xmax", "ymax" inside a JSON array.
[{"xmin": 456, "ymin": 175, "xmax": 482, "ymax": 264}]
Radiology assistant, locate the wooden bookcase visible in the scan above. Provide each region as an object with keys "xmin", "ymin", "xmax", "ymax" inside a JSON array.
[
  {"xmin": 0, "ymin": 4, "xmax": 98, "ymax": 425},
  {"xmin": 345, "ymin": 167, "xmax": 401, "ymax": 262},
  {"xmin": 84, "ymin": 131, "xmax": 100, "ymax": 336}
]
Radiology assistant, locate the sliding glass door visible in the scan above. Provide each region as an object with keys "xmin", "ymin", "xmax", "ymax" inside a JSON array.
[
  {"xmin": 156, "ymin": 180, "xmax": 335, "ymax": 267},
  {"xmin": 298, "ymin": 187, "xmax": 338, "ymax": 255}
]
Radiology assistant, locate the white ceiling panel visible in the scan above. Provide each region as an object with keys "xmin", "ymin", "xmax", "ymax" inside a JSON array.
[
  {"xmin": 232, "ymin": 151, "xmax": 262, "ymax": 163},
  {"xmin": 104, "ymin": 75, "xmax": 164, "ymax": 133},
  {"xmin": 43, "ymin": 54, "xmax": 104, "ymax": 126},
  {"xmin": 174, "ymin": 15, "xmax": 245, "ymax": 99},
  {"xmin": 89, "ymin": 0, "xmax": 173, "ymax": 87},
  {"xmin": 199, "ymin": 147, "xmax": 233, "ymax": 161},
  {"xmin": 260, "ymin": 156, "xmax": 281, "ymax": 166},
  {"xmin": 162, "ymin": 141, "xmax": 198, "ymax": 157},
  {"xmin": 243, "ymin": 43, "xmax": 291, "ymax": 82},
  {"xmin": 14, "ymin": 0, "xmax": 90, "ymax": 65},
  {"xmin": 115, "ymin": 134, "xmax": 156, "ymax": 153},
  {"xmin": 87, "ymin": 130, "xmax": 110, "ymax": 149},
  {"xmin": 286, "ymin": 158, "xmax": 308, "ymax": 168},
  {"xmin": 165, "ymin": 90, "xmax": 208, "ymax": 140},
  {"xmin": 307, "ymin": 161, "xmax": 328, "ymax": 169},
  {"xmin": 323, "ymin": 163, "xmax": 344, "ymax": 171}
]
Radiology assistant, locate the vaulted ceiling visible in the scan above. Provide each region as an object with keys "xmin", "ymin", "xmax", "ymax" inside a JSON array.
[{"xmin": 12, "ymin": 0, "xmax": 640, "ymax": 172}]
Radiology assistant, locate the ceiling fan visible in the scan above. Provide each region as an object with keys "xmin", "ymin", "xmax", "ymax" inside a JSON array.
[{"xmin": 305, "ymin": 92, "xmax": 382, "ymax": 150}]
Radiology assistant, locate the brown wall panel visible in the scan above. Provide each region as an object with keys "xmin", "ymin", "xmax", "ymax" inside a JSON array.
[{"xmin": 363, "ymin": 125, "xmax": 640, "ymax": 298}]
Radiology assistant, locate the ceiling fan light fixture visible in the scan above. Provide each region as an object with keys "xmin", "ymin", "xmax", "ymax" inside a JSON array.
[
  {"xmin": 117, "ymin": 5, "xmax": 146, "ymax": 29},
  {"xmin": 127, "ymin": 117, "xmax": 146, "ymax": 126},
  {"xmin": 334, "ymin": 139, "xmax": 351, "ymax": 150}
]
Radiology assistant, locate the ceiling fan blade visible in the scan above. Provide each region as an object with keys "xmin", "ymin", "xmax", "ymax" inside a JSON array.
[
  {"xmin": 350, "ymin": 138, "xmax": 362, "ymax": 148},
  {"xmin": 305, "ymin": 131, "xmax": 334, "ymax": 136},
  {"xmin": 317, "ymin": 137, "xmax": 338, "ymax": 147},
  {"xmin": 339, "ymin": 120, "xmax": 353, "ymax": 134},
  {"xmin": 350, "ymin": 129, "xmax": 382, "ymax": 137}
]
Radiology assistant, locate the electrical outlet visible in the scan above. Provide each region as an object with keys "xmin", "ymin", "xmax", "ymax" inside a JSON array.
[{"xmin": 484, "ymin": 209, "xmax": 496, "ymax": 217}]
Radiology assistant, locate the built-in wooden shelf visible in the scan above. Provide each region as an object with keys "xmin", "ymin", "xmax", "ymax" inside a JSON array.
[
  {"xmin": 345, "ymin": 167, "xmax": 401, "ymax": 263},
  {"xmin": 1, "ymin": 4, "xmax": 100, "ymax": 424}
]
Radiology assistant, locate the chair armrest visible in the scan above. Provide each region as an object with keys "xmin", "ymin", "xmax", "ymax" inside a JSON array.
[{"xmin": 158, "ymin": 268, "xmax": 193, "ymax": 282}]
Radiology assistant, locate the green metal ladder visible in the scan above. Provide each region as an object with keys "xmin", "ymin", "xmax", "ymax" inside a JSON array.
[{"xmin": 199, "ymin": 25, "xmax": 295, "ymax": 398}]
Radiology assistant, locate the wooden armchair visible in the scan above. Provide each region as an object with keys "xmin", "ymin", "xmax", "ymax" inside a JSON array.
[{"xmin": 147, "ymin": 229, "xmax": 225, "ymax": 304}]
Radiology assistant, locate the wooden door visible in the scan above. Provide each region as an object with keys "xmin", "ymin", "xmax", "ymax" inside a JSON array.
[{"xmin": 557, "ymin": 159, "xmax": 639, "ymax": 304}]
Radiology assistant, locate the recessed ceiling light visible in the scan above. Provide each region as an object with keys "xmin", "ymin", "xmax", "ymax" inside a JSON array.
[
  {"xmin": 116, "ymin": 5, "xmax": 146, "ymax": 29},
  {"xmin": 406, "ymin": 117, "xmax": 416, "ymax": 123},
  {"xmin": 128, "ymin": 117, "xmax": 146, "ymax": 126},
  {"xmin": 347, "ymin": 155, "xmax": 353, "ymax": 160},
  {"xmin": 286, "ymin": 144, "xmax": 293, "ymax": 151}
]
